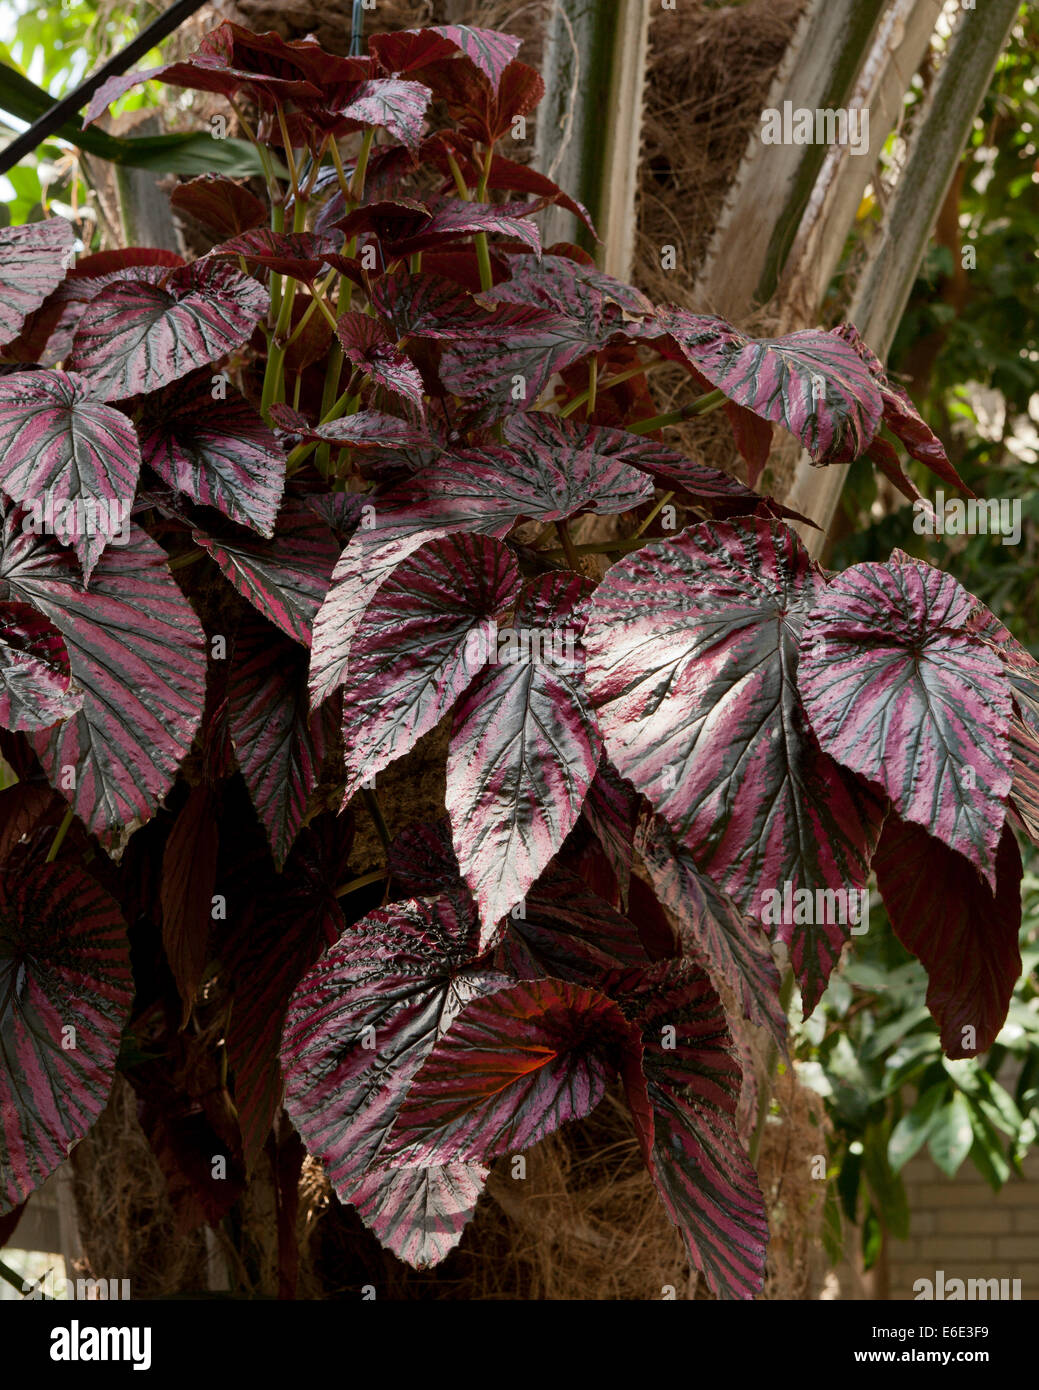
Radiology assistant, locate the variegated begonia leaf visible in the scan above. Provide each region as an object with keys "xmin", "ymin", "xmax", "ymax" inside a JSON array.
[
  {"xmin": 0, "ymin": 369, "xmax": 142, "ymax": 580},
  {"xmin": 0, "ymin": 219, "xmax": 74, "ymax": 349},
  {"xmin": 799, "ymin": 551, "xmax": 1012, "ymax": 888},
  {"xmin": 67, "ymin": 259, "xmax": 268, "ymax": 401},
  {"xmin": 0, "ymin": 511, "xmax": 206, "ymax": 847},
  {"xmin": 448, "ymin": 572, "xmax": 602, "ymax": 934},
  {"xmin": 583, "ymin": 518, "xmax": 883, "ymax": 1010},
  {"xmin": 280, "ymin": 894, "xmax": 511, "ymax": 1268},
  {"xmin": 341, "ymin": 533, "xmax": 519, "ymax": 804}
]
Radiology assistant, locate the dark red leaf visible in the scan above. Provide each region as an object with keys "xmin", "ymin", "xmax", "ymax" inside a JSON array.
[
  {"xmin": 873, "ymin": 815, "xmax": 1022, "ymax": 1058},
  {"xmin": 331, "ymin": 78, "xmax": 431, "ymax": 149},
  {"xmin": 169, "ymin": 175, "xmax": 267, "ymax": 239},
  {"xmin": 160, "ymin": 785, "xmax": 218, "ymax": 1026},
  {"xmin": 609, "ymin": 961, "xmax": 768, "ymax": 1300},
  {"xmin": 369, "ymin": 25, "xmax": 521, "ymax": 91},
  {"xmin": 84, "ymin": 21, "xmax": 369, "ymax": 122},
  {"xmin": 223, "ymin": 817, "xmax": 350, "ymax": 1168},
  {"xmin": 269, "ymin": 403, "xmax": 432, "ymax": 451},
  {"xmin": 635, "ymin": 816, "xmax": 787, "ymax": 1050},
  {"xmin": 833, "ymin": 324, "xmax": 972, "ymax": 492},
  {"xmin": 228, "ymin": 616, "xmax": 329, "ymax": 870},
  {"xmin": 208, "ymin": 229, "xmax": 340, "ymax": 281},
  {"xmin": 382, "ymin": 977, "xmax": 641, "ymax": 1165},
  {"xmin": 492, "ymin": 863, "xmax": 649, "ymax": 985}
]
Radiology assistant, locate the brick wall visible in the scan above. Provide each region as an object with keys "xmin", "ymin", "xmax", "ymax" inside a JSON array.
[{"xmin": 884, "ymin": 1149, "xmax": 1039, "ymax": 1300}]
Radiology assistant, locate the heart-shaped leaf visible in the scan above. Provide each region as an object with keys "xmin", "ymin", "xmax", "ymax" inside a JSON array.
[
  {"xmin": 448, "ymin": 573, "xmax": 602, "ymax": 933},
  {"xmin": 342, "ymin": 533, "xmax": 519, "ymax": 803},
  {"xmin": 0, "ymin": 370, "xmax": 141, "ymax": 580},
  {"xmin": 139, "ymin": 375, "xmax": 286, "ymax": 537},
  {"xmin": 0, "ymin": 219, "xmax": 74, "ymax": 350},
  {"xmin": 799, "ymin": 551, "xmax": 1012, "ymax": 887},
  {"xmin": 383, "ymin": 977, "xmax": 641, "ymax": 1166},
  {"xmin": 873, "ymin": 814, "xmax": 1022, "ymax": 1058},
  {"xmin": 584, "ymin": 519, "xmax": 883, "ymax": 1009},
  {"xmin": 0, "ymin": 514, "xmax": 206, "ymax": 846},
  {"xmin": 0, "ymin": 862, "xmax": 133, "ymax": 1213},
  {"xmin": 68, "ymin": 260, "xmax": 268, "ymax": 401},
  {"xmin": 280, "ymin": 895, "xmax": 510, "ymax": 1265}
]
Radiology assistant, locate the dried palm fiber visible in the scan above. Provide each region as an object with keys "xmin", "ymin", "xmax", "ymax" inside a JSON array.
[
  {"xmin": 633, "ymin": 0, "xmax": 807, "ymax": 497},
  {"xmin": 69, "ymin": 1075, "xmax": 209, "ymax": 1298}
]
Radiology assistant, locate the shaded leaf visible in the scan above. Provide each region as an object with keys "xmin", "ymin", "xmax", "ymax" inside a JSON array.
[
  {"xmin": 610, "ymin": 961, "xmax": 768, "ymax": 1300},
  {"xmin": 383, "ymin": 977, "xmax": 640, "ymax": 1165},
  {"xmin": 160, "ymin": 786, "xmax": 218, "ymax": 1027},
  {"xmin": 0, "ymin": 601, "xmax": 81, "ymax": 732},
  {"xmin": 228, "ymin": 617, "xmax": 328, "ymax": 870},
  {"xmin": 169, "ymin": 175, "xmax": 267, "ymax": 239},
  {"xmin": 336, "ymin": 311, "xmax": 426, "ymax": 411},
  {"xmin": 873, "ymin": 814, "xmax": 1022, "ymax": 1059},
  {"xmin": 139, "ymin": 375, "xmax": 285, "ymax": 538},
  {"xmin": 635, "ymin": 816, "xmax": 786, "ymax": 1050},
  {"xmin": 194, "ymin": 497, "xmax": 337, "ymax": 647},
  {"xmin": 0, "ymin": 863, "xmax": 132, "ymax": 1213}
]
